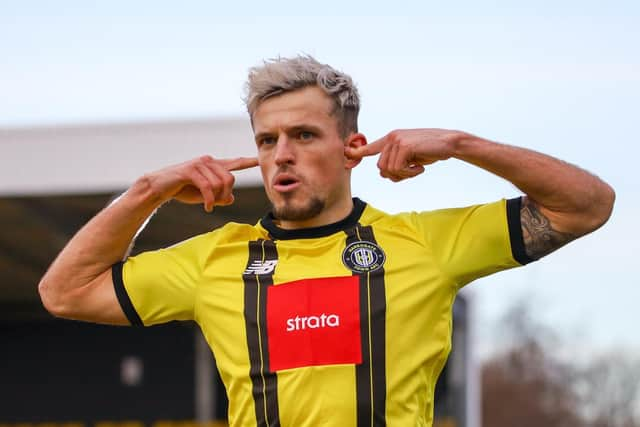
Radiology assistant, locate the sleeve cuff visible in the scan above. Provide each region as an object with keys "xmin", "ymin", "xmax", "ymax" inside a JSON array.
[
  {"xmin": 506, "ymin": 197, "xmax": 535, "ymax": 265},
  {"xmin": 112, "ymin": 262, "xmax": 144, "ymax": 326}
]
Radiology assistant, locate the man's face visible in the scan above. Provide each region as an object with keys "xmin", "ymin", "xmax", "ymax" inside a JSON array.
[{"xmin": 252, "ymin": 86, "xmax": 356, "ymax": 227}]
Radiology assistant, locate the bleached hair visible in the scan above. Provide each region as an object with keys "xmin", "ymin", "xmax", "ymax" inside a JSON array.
[{"xmin": 244, "ymin": 55, "xmax": 360, "ymax": 137}]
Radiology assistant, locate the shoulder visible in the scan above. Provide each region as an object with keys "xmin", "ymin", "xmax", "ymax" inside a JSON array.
[
  {"xmin": 148, "ymin": 222, "xmax": 266, "ymax": 258},
  {"xmin": 211, "ymin": 221, "xmax": 267, "ymax": 243},
  {"xmin": 361, "ymin": 199, "xmax": 515, "ymax": 255},
  {"xmin": 359, "ymin": 202, "xmax": 426, "ymax": 242},
  {"xmin": 362, "ymin": 199, "xmax": 508, "ymax": 228}
]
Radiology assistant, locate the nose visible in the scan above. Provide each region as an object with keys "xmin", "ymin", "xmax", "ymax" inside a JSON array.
[{"xmin": 274, "ymin": 135, "xmax": 295, "ymax": 166}]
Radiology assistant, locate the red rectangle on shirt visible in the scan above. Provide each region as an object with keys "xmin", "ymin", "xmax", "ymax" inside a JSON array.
[{"xmin": 267, "ymin": 276, "xmax": 361, "ymax": 372}]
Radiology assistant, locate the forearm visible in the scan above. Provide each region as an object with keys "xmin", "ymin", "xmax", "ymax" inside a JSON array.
[
  {"xmin": 38, "ymin": 155, "xmax": 257, "ymax": 322},
  {"xmin": 451, "ymin": 133, "xmax": 615, "ymax": 235},
  {"xmin": 347, "ymin": 127, "xmax": 615, "ymax": 259},
  {"xmin": 39, "ymin": 177, "xmax": 161, "ymax": 307}
]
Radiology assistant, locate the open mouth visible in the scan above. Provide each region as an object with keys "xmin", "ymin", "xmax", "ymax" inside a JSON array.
[{"xmin": 273, "ymin": 174, "xmax": 301, "ymax": 192}]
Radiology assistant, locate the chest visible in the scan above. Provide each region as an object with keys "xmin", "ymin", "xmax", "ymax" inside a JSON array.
[{"xmin": 197, "ymin": 233, "xmax": 453, "ymax": 368}]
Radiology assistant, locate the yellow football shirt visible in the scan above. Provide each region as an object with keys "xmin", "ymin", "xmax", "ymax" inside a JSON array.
[{"xmin": 112, "ymin": 197, "xmax": 531, "ymax": 426}]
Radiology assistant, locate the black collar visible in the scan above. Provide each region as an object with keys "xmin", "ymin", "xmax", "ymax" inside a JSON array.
[{"xmin": 260, "ymin": 198, "xmax": 367, "ymax": 240}]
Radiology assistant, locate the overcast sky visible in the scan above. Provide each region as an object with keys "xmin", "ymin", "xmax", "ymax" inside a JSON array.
[{"xmin": 1, "ymin": 0, "xmax": 639, "ymax": 358}]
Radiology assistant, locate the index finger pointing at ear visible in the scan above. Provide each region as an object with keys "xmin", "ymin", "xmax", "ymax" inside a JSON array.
[
  {"xmin": 345, "ymin": 137, "xmax": 388, "ymax": 159},
  {"xmin": 221, "ymin": 157, "xmax": 259, "ymax": 171}
]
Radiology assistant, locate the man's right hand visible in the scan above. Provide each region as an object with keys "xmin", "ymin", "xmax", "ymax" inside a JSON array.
[{"xmin": 144, "ymin": 155, "xmax": 259, "ymax": 212}]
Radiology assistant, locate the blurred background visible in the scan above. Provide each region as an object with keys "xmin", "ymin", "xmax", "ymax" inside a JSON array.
[{"xmin": 1, "ymin": 1, "xmax": 638, "ymax": 426}]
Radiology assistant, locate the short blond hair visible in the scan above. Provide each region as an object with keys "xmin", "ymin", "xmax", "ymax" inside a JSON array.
[{"xmin": 244, "ymin": 55, "xmax": 360, "ymax": 137}]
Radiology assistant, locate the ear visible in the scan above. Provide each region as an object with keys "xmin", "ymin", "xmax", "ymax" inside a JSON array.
[{"xmin": 344, "ymin": 133, "xmax": 367, "ymax": 169}]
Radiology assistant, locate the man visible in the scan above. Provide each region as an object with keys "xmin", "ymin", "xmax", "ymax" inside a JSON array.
[{"xmin": 39, "ymin": 55, "xmax": 615, "ymax": 426}]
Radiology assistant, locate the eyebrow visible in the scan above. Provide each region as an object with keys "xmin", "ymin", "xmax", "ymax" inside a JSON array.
[
  {"xmin": 288, "ymin": 124, "xmax": 324, "ymax": 135},
  {"xmin": 254, "ymin": 124, "xmax": 324, "ymax": 142}
]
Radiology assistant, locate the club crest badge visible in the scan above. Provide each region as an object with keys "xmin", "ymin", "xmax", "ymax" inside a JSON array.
[{"xmin": 342, "ymin": 241, "xmax": 386, "ymax": 273}]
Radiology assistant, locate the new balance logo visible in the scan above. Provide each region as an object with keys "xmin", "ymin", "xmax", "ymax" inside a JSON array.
[{"xmin": 244, "ymin": 259, "xmax": 278, "ymax": 275}]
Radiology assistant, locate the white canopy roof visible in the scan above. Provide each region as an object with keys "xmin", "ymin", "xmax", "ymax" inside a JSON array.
[{"xmin": 0, "ymin": 117, "xmax": 263, "ymax": 196}]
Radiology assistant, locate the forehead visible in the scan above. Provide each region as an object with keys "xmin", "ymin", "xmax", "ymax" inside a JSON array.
[{"xmin": 252, "ymin": 86, "xmax": 337, "ymax": 132}]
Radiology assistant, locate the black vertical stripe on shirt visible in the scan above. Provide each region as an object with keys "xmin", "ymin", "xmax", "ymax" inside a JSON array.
[
  {"xmin": 243, "ymin": 239, "xmax": 280, "ymax": 427},
  {"xmin": 358, "ymin": 225, "xmax": 387, "ymax": 426},
  {"xmin": 345, "ymin": 225, "xmax": 388, "ymax": 427},
  {"xmin": 260, "ymin": 239, "xmax": 280, "ymax": 424}
]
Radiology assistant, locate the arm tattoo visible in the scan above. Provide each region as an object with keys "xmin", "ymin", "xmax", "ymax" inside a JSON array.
[{"xmin": 520, "ymin": 197, "xmax": 576, "ymax": 260}]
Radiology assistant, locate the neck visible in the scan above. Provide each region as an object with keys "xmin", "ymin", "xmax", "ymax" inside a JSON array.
[{"xmin": 277, "ymin": 196, "xmax": 355, "ymax": 230}]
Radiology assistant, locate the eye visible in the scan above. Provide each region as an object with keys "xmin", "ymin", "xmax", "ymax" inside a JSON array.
[
  {"xmin": 299, "ymin": 131, "xmax": 314, "ymax": 141},
  {"xmin": 260, "ymin": 136, "xmax": 277, "ymax": 146}
]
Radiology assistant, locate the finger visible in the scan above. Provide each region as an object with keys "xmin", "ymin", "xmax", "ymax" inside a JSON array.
[
  {"xmin": 387, "ymin": 143, "xmax": 401, "ymax": 174},
  {"xmin": 386, "ymin": 144, "xmax": 406, "ymax": 181},
  {"xmin": 189, "ymin": 169, "xmax": 216, "ymax": 212},
  {"xmin": 376, "ymin": 143, "xmax": 390, "ymax": 173},
  {"xmin": 345, "ymin": 137, "xmax": 388, "ymax": 160},
  {"xmin": 377, "ymin": 144, "xmax": 395, "ymax": 180},
  {"xmin": 394, "ymin": 144, "xmax": 410, "ymax": 174},
  {"xmin": 195, "ymin": 163, "xmax": 222, "ymax": 211},
  {"xmin": 384, "ymin": 165, "xmax": 424, "ymax": 183},
  {"xmin": 204, "ymin": 160, "xmax": 236, "ymax": 205},
  {"xmin": 393, "ymin": 165, "xmax": 426, "ymax": 182},
  {"xmin": 405, "ymin": 164, "xmax": 426, "ymax": 177},
  {"xmin": 220, "ymin": 157, "xmax": 259, "ymax": 172}
]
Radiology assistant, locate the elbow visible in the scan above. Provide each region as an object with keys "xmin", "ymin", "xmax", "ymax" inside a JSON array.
[
  {"xmin": 38, "ymin": 277, "xmax": 71, "ymax": 318},
  {"xmin": 593, "ymin": 182, "xmax": 616, "ymax": 229},
  {"xmin": 580, "ymin": 182, "xmax": 616, "ymax": 235},
  {"xmin": 38, "ymin": 277, "xmax": 59, "ymax": 316},
  {"xmin": 556, "ymin": 182, "xmax": 615, "ymax": 237}
]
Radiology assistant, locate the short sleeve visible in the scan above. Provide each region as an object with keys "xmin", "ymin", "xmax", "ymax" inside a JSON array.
[
  {"xmin": 112, "ymin": 232, "xmax": 216, "ymax": 326},
  {"xmin": 414, "ymin": 197, "xmax": 533, "ymax": 289}
]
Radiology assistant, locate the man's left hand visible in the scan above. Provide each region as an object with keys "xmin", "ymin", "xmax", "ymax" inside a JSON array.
[{"xmin": 345, "ymin": 128, "xmax": 466, "ymax": 182}]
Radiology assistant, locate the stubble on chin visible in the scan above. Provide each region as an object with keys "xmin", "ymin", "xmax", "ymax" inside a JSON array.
[{"xmin": 272, "ymin": 196, "xmax": 325, "ymax": 222}]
